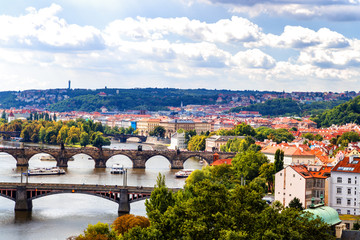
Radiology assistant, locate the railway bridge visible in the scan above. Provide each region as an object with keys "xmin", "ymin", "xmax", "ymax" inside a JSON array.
[
  {"xmin": 0, "ymin": 182, "xmax": 180, "ymax": 214},
  {"xmin": 0, "ymin": 147, "xmax": 237, "ymax": 169}
]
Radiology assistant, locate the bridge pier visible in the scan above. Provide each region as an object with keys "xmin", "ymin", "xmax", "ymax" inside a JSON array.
[
  {"xmin": 119, "ymin": 137, "xmax": 127, "ymax": 143},
  {"xmin": 57, "ymin": 157, "xmax": 68, "ymax": 167},
  {"xmin": 170, "ymin": 160, "xmax": 184, "ymax": 169},
  {"xmin": 95, "ymin": 159, "xmax": 107, "ymax": 168},
  {"xmin": 133, "ymin": 159, "xmax": 146, "ymax": 168},
  {"xmin": 118, "ymin": 189, "xmax": 130, "ymax": 214},
  {"xmin": 16, "ymin": 157, "xmax": 29, "ymax": 167},
  {"xmin": 15, "ymin": 186, "xmax": 32, "ymax": 212}
]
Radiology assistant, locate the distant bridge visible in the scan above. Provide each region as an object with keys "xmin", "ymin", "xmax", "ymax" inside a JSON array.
[
  {"xmin": 0, "ymin": 182, "xmax": 180, "ymax": 214},
  {"xmin": 0, "ymin": 131, "xmax": 21, "ymax": 137},
  {"xmin": 0, "ymin": 147, "xmax": 237, "ymax": 169},
  {"xmin": 104, "ymin": 134, "xmax": 147, "ymax": 143}
]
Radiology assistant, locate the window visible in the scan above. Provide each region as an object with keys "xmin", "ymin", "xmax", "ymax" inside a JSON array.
[
  {"xmin": 280, "ymin": 173, "xmax": 282, "ymax": 176},
  {"xmin": 337, "ymin": 188, "xmax": 342, "ymax": 194},
  {"xmin": 347, "ymin": 199, "xmax": 351, "ymax": 206},
  {"xmin": 293, "ymin": 174, "xmax": 295, "ymax": 177},
  {"xmin": 348, "ymin": 178, "xmax": 352, "ymax": 184},
  {"xmin": 346, "ymin": 223, "xmax": 350, "ymax": 229},
  {"xmin": 337, "ymin": 177, "xmax": 342, "ymax": 183},
  {"xmin": 347, "ymin": 210, "xmax": 351, "ymax": 215},
  {"xmin": 337, "ymin": 198, "xmax": 342, "ymax": 205},
  {"xmin": 337, "ymin": 209, "xmax": 341, "ymax": 214},
  {"xmin": 348, "ymin": 188, "xmax": 352, "ymax": 195}
]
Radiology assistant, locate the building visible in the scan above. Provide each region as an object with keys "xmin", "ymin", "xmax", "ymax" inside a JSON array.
[
  {"xmin": 205, "ymin": 135, "xmax": 244, "ymax": 151},
  {"xmin": 136, "ymin": 119, "xmax": 160, "ymax": 136},
  {"xmin": 261, "ymin": 145, "xmax": 316, "ymax": 166},
  {"xmin": 329, "ymin": 155, "xmax": 360, "ymax": 216},
  {"xmin": 168, "ymin": 132, "xmax": 186, "ymax": 150},
  {"xmin": 275, "ymin": 164, "xmax": 331, "ymax": 208}
]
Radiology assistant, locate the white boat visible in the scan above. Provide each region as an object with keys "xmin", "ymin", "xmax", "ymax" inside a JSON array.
[
  {"xmin": 40, "ymin": 155, "xmax": 55, "ymax": 161},
  {"xmin": 175, "ymin": 169, "xmax": 194, "ymax": 178},
  {"xmin": 110, "ymin": 164, "xmax": 125, "ymax": 174},
  {"xmin": 24, "ymin": 167, "xmax": 66, "ymax": 176}
]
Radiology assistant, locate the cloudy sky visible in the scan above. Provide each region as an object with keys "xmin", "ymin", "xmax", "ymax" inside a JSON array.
[{"xmin": 0, "ymin": 0, "xmax": 360, "ymax": 92}]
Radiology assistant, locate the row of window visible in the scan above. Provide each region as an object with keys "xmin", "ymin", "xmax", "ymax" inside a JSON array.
[
  {"xmin": 337, "ymin": 187, "xmax": 357, "ymax": 195},
  {"xmin": 336, "ymin": 197, "xmax": 357, "ymax": 206},
  {"xmin": 337, "ymin": 209, "xmax": 356, "ymax": 215},
  {"xmin": 337, "ymin": 177, "xmax": 358, "ymax": 184}
]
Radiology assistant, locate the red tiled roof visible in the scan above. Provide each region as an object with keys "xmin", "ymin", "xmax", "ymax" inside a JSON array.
[
  {"xmin": 211, "ymin": 159, "xmax": 232, "ymax": 166},
  {"xmin": 332, "ymin": 156, "xmax": 360, "ymax": 173}
]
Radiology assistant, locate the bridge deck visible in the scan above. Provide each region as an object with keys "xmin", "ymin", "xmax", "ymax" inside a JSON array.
[{"xmin": 0, "ymin": 182, "xmax": 180, "ymax": 193}]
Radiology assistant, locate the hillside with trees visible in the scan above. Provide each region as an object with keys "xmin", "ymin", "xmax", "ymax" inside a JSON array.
[
  {"xmin": 230, "ymin": 98, "xmax": 345, "ymax": 117},
  {"xmin": 312, "ymin": 96, "xmax": 360, "ymax": 127}
]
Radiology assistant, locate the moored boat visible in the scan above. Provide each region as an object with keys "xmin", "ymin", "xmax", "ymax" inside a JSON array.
[
  {"xmin": 110, "ymin": 164, "xmax": 125, "ymax": 174},
  {"xmin": 40, "ymin": 155, "xmax": 55, "ymax": 161},
  {"xmin": 175, "ymin": 169, "xmax": 194, "ymax": 178},
  {"xmin": 24, "ymin": 167, "xmax": 66, "ymax": 176}
]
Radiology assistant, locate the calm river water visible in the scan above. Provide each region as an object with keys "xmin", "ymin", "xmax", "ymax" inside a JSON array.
[{"xmin": 0, "ymin": 141, "xmax": 204, "ymax": 240}]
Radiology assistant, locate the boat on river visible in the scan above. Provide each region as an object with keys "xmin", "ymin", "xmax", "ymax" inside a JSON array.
[
  {"xmin": 175, "ymin": 169, "xmax": 194, "ymax": 178},
  {"xmin": 110, "ymin": 164, "xmax": 125, "ymax": 174},
  {"xmin": 24, "ymin": 167, "xmax": 66, "ymax": 176}
]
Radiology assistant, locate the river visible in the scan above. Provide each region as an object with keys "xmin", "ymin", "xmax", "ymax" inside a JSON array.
[{"xmin": 0, "ymin": 141, "xmax": 205, "ymax": 240}]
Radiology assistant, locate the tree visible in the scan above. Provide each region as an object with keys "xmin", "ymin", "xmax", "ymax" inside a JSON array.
[
  {"xmin": 314, "ymin": 134, "xmax": 323, "ymax": 141},
  {"xmin": 149, "ymin": 126, "xmax": 166, "ymax": 138},
  {"xmin": 274, "ymin": 149, "xmax": 284, "ymax": 173},
  {"xmin": 187, "ymin": 135, "xmax": 207, "ymax": 151},
  {"xmin": 231, "ymin": 150, "xmax": 269, "ymax": 182},
  {"xmin": 75, "ymin": 222, "xmax": 118, "ymax": 240},
  {"xmin": 145, "ymin": 173, "xmax": 175, "ymax": 216},
  {"xmin": 259, "ymin": 162, "xmax": 275, "ymax": 193},
  {"xmin": 91, "ymin": 131, "xmax": 110, "ymax": 150},
  {"xmin": 303, "ymin": 133, "xmax": 315, "ymax": 141},
  {"xmin": 80, "ymin": 132, "xmax": 90, "ymax": 147},
  {"xmin": 112, "ymin": 214, "xmax": 150, "ymax": 235},
  {"xmin": 288, "ymin": 197, "xmax": 304, "ymax": 210},
  {"xmin": 1, "ymin": 111, "xmax": 6, "ymax": 121}
]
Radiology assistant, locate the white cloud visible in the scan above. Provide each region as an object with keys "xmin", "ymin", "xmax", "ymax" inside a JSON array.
[
  {"xmin": 0, "ymin": 3, "xmax": 104, "ymax": 50},
  {"xmin": 198, "ymin": 0, "xmax": 360, "ymax": 21},
  {"xmin": 248, "ymin": 26, "xmax": 350, "ymax": 49},
  {"xmin": 104, "ymin": 16, "xmax": 263, "ymax": 45},
  {"xmin": 232, "ymin": 49, "xmax": 276, "ymax": 69},
  {"xmin": 1, "ymin": 4, "xmax": 360, "ymax": 92}
]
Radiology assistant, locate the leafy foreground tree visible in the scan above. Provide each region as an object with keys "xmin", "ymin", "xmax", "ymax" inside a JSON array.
[
  {"xmin": 289, "ymin": 197, "xmax": 304, "ymax": 210},
  {"xmin": 122, "ymin": 173, "xmax": 334, "ymax": 240},
  {"xmin": 112, "ymin": 214, "xmax": 150, "ymax": 236},
  {"xmin": 76, "ymin": 222, "xmax": 119, "ymax": 240}
]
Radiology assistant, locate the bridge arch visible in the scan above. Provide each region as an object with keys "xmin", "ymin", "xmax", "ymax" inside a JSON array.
[
  {"xmin": 184, "ymin": 155, "xmax": 211, "ymax": 164},
  {"xmin": 0, "ymin": 152, "xmax": 18, "ymax": 166},
  {"xmin": 145, "ymin": 154, "xmax": 171, "ymax": 169},
  {"xmin": 105, "ymin": 154, "xmax": 133, "ymax": 168},
  {"xmin": 28, "ymin": 153, "xmax": 58, "ymax": 168},
  {"xmin": 66, "ymin": 153, "xmax": 97, "ymax": 168}
]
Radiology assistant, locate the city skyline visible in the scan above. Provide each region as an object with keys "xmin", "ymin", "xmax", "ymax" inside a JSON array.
[{"xmin": 0, "ymin": 1, "xmax": 359, "ymax": 92}]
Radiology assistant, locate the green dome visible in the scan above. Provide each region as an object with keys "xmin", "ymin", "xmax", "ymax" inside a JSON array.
[{"xmin": 304, "ymin": 206, "xmax": 341, "ymax": 226}]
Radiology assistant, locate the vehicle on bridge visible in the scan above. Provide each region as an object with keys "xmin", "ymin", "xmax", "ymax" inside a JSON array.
[
  {"xmin": 110, "ymin": 164, "xmax": 125, "ymax": 174},
  {"xmin": 24, "ymin": 167, "xmax": 66, "ymax": 176}
]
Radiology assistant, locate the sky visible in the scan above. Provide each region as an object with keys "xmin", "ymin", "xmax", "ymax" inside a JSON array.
[{"xmin": 0, "ymin": 0, "xmax": 360, "ymax": 92}]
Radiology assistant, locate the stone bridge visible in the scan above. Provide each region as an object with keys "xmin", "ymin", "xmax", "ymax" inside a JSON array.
[
  {"xmin": 0, "ymin": 147, "xmax": 237, "ymax": 169},
  {"xmin": 104, "ymin": 134, "xmax": 147, "ymax": 143},
  {"xmin": 0, "ymin": 182, "xmax": 180, "ymax": 214}
]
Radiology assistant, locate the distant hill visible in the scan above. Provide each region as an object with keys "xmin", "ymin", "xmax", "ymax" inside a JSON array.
[
  {"xmin": 0, "ymin": 88, "xmax": 284, "ymax": 112},
  {"xmin": 312, "ymin": 96, "xmax": 360, "ymax": 127},
  {"xmin": 230, "ymin": 98, "xmax": 346, "ymax": 117}
]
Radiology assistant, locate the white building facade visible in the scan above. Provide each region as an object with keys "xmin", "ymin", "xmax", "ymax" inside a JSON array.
[{"xmin": 329, "ymin": 156, "xmax": 360, "ymax": 216}]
